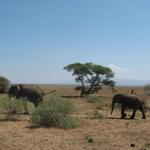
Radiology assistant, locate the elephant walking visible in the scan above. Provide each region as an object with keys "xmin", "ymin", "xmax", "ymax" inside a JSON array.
[
  {"xmin": 111, "ymin": 94, "xmax": 146, "ymax": 119},
  {"xmin": 8, "ymin": 84, "xmax": 56, "ymax": 114}
]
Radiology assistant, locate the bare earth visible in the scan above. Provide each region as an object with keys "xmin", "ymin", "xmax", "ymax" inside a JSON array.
[{"xmin": 0, "ymin": 85, "xmax": 150, "ymax": 150}]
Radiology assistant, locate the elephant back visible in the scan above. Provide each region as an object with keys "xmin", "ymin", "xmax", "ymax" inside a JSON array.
[{"xmin": 120, "ymin": 94, "xmax": 143, "ymax": 108}]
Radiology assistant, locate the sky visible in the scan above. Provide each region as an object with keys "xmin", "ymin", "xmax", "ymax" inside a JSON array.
[{"xmin": 0, "ymin": 0, "xmax": 150, "ymax": 85}]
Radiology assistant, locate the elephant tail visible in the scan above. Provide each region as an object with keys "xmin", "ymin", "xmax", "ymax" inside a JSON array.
[
  {"xmin": 43, "ymin": 90, "xmax": 56, "ymax": 96},
  {"xmin": 36, "ymin": 86, "xmax": 45, "ymax": 95},
  {"xmin": 36, "ymin": 86, "xmax": 56, "ymax": 96}
]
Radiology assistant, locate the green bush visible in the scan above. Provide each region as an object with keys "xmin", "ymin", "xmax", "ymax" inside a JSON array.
[
  {"xmin": 31, "ymin": 95, "xmax": 80, "ymax": 129},
  {"xmin": 0, "ymin": 76, "xmax": 10, "ymax": 93},
  {"xmin": 58, "ymin": 116, "xmax": 80, "ymax": 129},
  {"xmin": 0, "ymin": 97, "xmax": 24, "ymax": 121},
  {"xmin": 87, "ymin": 110, "xmax": 104, "ymax": 120},
  {"xmin": 144, "ymin": 84, "xmax": 150, "ymax": 91}
]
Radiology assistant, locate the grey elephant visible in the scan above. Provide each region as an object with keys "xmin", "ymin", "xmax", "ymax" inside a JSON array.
[
  {"xmin": 111, "ymin": 93, "xmax": 146, "ymax": 119},
  {"xmin": 8, "ymin": 84, "xmax": 56, "ymax": 113}
]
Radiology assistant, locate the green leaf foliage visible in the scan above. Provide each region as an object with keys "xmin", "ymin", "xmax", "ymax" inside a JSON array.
[
  {"xmin": 64, "ymin": 62, "xmax": 115, "ymax": 96},
  {"xmin": 0, "ymin": 76, "xmax": 10, "ymax": 93},
  {"xmin": 31, "ymin": 95, "xmax": 80, "ymax": 129}
]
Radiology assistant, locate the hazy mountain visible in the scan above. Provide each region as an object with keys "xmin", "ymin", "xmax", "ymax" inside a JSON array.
[
  {"xmin": 63, "ymin": 78, "xmax": 150, "ymax": 87},
  {"xmin": 115, "ymin": 78, "xmax": 150, "ymax": 86}
]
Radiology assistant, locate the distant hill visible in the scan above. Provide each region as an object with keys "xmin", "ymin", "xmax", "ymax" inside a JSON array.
[
  {"xmin": 115, "ymin": 78, "xmax": 150, "ymax": 86},
  {"xmin": 64, "ymin": 78, "xmax": 150, "ymax": 87}
]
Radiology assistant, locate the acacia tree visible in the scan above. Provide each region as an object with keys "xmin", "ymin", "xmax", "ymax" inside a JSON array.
[{"xmin": 64, "ymin": 63, "xmax": 115, "ymax": 96}]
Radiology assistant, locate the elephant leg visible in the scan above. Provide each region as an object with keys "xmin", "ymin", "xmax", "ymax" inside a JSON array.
[
  {"xmin": 121, "ymin": 105, "xmax": 126, "ymax": 119},
  {"xmin": 34, "ymin": 102, "xmax": 39, "ymax": 107},
  {"xmin": 130, "ymin": 109, "xmax": 137, "ymax": 119},
  {"xmin": 35, "ymin": 97, "xmax": 42, "ymax": 107},
  {"xmin": 139, "ymin": 107, "xmax": 146, "ymax": 119}
]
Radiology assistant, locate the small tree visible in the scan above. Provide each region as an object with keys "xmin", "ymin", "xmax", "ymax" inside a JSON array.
[
  {"xmin": 64, "ymin": 63, "xmax": 115, "ymax": 96},
  {"xmin": 144, "ymin": 84, "xmax": 150, "ymax": 95},
  {"xmin": 144, "ymin": 84, "xmax": 150, "ymax": 91},
  {"xmin": 0, "ymin": 76, "xmax": 10, "ymax": 93}
]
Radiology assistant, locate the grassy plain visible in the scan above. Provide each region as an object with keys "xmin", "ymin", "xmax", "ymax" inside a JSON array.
[{"xmin": 0, "ymin": 85, "xmax": 150, "ymax": 150}]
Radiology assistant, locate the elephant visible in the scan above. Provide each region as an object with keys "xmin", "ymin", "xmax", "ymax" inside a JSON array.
[
  {"xmin": 111, "ymin": 93, "xmax": 146, "ymax": 119},
  {"xmin": 8, "ymin": 84, "xmax": 56, "ymax": 113}
]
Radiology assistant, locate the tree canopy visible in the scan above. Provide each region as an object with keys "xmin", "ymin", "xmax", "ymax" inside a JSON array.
[{"xmin": 64, "ymin": 63, "xmax": 115, "ymax": 96}]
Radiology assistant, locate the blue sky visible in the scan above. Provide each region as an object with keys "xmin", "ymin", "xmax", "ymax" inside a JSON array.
[{"xmin": 0, "ymin": 0, "xmax": 150, "ymax": 84}]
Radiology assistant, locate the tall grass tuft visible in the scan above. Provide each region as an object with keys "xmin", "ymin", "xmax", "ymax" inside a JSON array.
[{"xmin": 0, "ymin": 97, "xmax": 25, "ymax": 121}]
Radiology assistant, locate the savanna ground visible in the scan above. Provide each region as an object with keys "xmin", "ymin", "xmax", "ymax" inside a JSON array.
[{"xmin": 0, "ymin": 85, "xmax": 150, "ymax": 150}]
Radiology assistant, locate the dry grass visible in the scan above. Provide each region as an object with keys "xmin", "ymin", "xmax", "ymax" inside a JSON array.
[{"xmin": 0, "ymin": 85, "xmax": 150, "ymax": 150}]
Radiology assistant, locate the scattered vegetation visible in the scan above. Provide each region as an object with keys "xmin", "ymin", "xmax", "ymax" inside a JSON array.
[
  {"xmin": 87, "ymin": 110, "xmax": 104, "ymax": 120},
  {"xmin": 31, "ymin": 95, "xmax": 80, "ymax": 129}
]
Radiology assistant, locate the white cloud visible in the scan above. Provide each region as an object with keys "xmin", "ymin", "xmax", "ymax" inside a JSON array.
[
  {"xmin": 107, "ymin": 64, "xmax": 150, "ymax": 81},
  {"xmin": 107, "ymin": 64, "xmax": 135, "ymax": 80},
  {"xmin": 107, "ymin": 64, "xmax": 129, "ymax": 73}
]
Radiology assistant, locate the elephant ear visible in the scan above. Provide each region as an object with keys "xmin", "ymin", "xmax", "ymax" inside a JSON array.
[
  {"xmin": 17, "ymin": 84, "xmax": 22, "ymax": 91},
  {"xmin": 15, "ymin": 85, "xmax": 20, "ymax": 93}
]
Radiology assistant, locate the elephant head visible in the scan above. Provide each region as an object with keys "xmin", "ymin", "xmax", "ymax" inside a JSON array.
[
  {"xmin": 8, "ymin": 85, "xmax": 20, "ymax": 98},
  {"xmin": 111, "ymin": 94, "xmax": 122, "ymax": 115}
]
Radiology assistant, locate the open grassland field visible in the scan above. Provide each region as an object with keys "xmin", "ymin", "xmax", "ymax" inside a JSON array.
[{"xmin": 0, "ymin": 85, "xmax": 150, "ymax": 150}]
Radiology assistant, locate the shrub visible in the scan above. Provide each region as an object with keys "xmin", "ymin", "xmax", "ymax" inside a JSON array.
[
  {"xmin": 144, "ymin": 84, "xmax": 150, "ymax": 91},
  {"xmin": 144, "ymin": 84, "xmax": 150, "ymax": 95},
  {"xmin": 59, "ymin": 116, "xmax": 80, "ymax": 129},
  {"xmin": 87, "ymin": 110, "xmax": 104, "ymax": 120},
  {"xmin": 0, "ymin": 97, "xmax": 24, "ymax": 121},
  {"xmin": 31, "ymin": 95, "xmax": 80, "ymax": 129},
  {"xmin": 0, "ymin": 76, "xmax": 10, "ymax": 93}
]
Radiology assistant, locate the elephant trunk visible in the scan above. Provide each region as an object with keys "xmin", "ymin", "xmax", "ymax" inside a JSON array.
[
  {"xmin": 111, "ymin": 103, "xmax": 114, "ymax": 115},
  {"xmin": 111, "ymin": 98, "xmax": 115, "ymax": 115}
]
